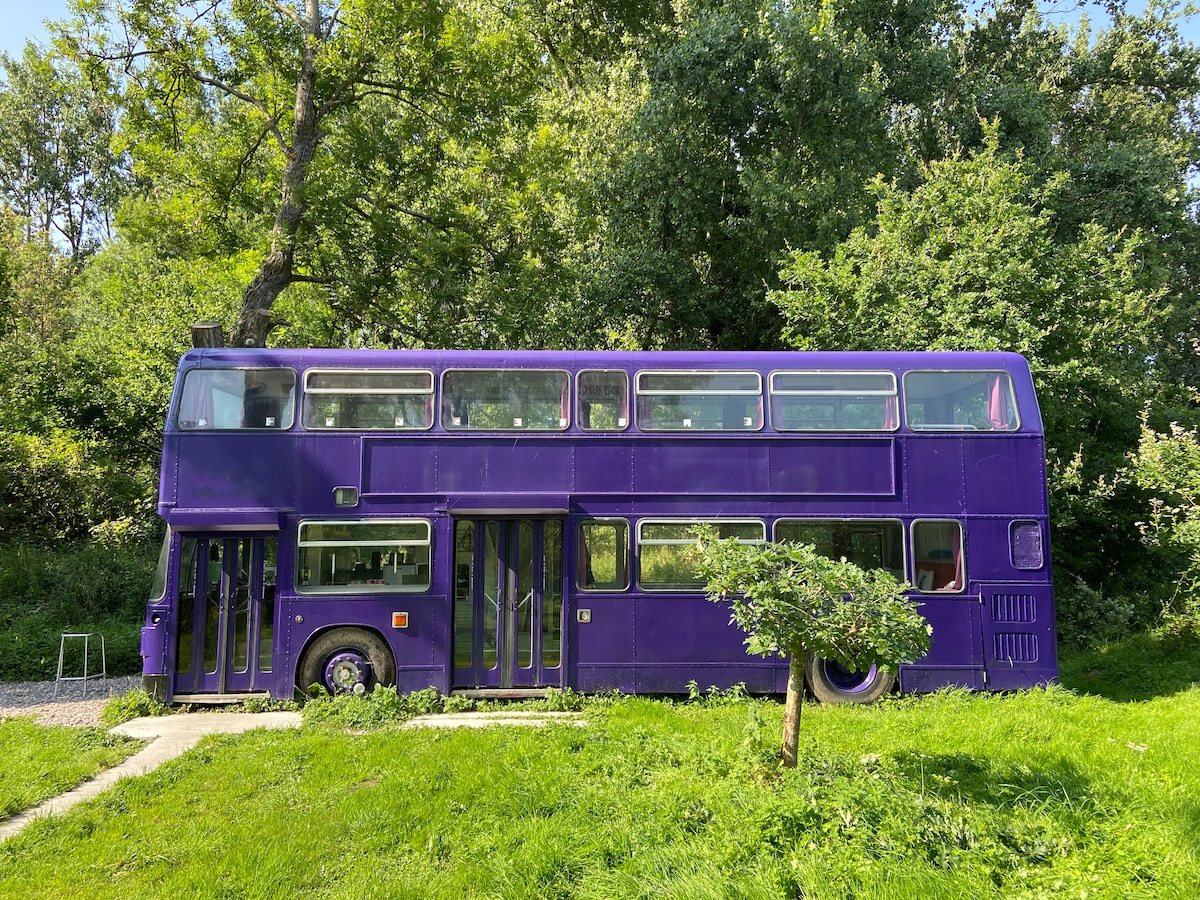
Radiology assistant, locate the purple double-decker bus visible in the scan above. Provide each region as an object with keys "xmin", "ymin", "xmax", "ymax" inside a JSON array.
[{"xmin": 140, "ymin": 349, "xmax": 1057, "ymax": 704}]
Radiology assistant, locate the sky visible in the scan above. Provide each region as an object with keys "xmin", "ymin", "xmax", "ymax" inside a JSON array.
[
  {"xmin": 0, "ymin": 0, "xmax": 72, "ymax": 58},
  {"xmin": 0, "ymin": 0, "xmax": 1197, "ymax": 59}
]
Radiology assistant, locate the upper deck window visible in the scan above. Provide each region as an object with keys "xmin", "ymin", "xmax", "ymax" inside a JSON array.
[
  {"xmin": 177, "ymin": 368, "xmax": 295, "ymax": 430},
  {"xmin": 904, "ymin": 371, "xmax": 1019, "ymax": 432},
  {"xmin": 635, "ymin": 371, "xmax": 763, "ymax": 431},
  {"xmin": 769, "ymin": 371, "xmax": 898, "ymax": 432},
  {"xmin": 302, "ymin": 369, "xmax": 434, "ymax": 430},
  {"xmin": 577, "ymin": 370, "xmax": 630, "ymax": 432},
  {"xmin": 442, "ymin": 369, "xmax": 570, "ymax": 431}
]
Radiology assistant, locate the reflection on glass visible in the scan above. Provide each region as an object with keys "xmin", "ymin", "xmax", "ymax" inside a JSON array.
[
  {"xmin": 518, "ymin": 520, "xmax": 533, "ymax": 669},
  {"xmin": 543, "ymin": 521, "xmax": 563, "ymax": 669},
  {"xmin": 259, "ymin": 540, "xmax": 277, "ymax": 673},
  {"xmin": 175, "ymin": 538, "xmax": 199, "ymax": 676},
  {"xmin": 482, "ymin": 522, "xmax": 500, "ymax": 670},
  {"xmin": 203, "ymin": 541, "xmax": 224, "ymax": 675},
  {"xmin": 454, "ymin": 522, "xmax": 475, "ymax": 669}
]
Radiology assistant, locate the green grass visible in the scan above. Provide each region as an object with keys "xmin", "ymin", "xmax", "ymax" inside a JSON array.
[
  {"xmin": 0, "ymin": 718, "xmax": 143, "ymax": 818},
  {"xmin": 1, "ymin": 681, "xmax": 1199, "ymax": 899}
]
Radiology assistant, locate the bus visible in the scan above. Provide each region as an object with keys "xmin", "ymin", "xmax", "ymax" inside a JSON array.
[{"xmin": 140, "ymin": 349, "xmax": 1057, "ymax": 704}]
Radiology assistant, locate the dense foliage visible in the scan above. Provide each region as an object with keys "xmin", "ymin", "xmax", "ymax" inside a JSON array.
[{"xmin": 1, "ymin": 0, "xmax": 1199, "ymax": 652}]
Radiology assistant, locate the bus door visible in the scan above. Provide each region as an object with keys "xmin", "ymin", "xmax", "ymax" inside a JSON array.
[
  {"xmin": 452, "ymin": 519, "xmax": 564, "ymax": 691},
  {"xmin": 173, "ymin": 535, "xmax": 277, "ymax": 696}
]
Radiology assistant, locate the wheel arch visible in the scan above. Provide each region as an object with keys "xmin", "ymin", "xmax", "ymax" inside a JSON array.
[{"xmin": 295, "ymin": 624, "xmax": 398, "ymax": 695}]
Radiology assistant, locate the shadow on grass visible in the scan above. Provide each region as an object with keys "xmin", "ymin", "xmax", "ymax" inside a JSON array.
[{"xmin": 1058, "ymin": 632, "xmax": 1200, "ymax": 702}]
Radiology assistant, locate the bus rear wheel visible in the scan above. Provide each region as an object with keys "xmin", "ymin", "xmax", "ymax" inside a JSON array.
[
  {"xmin": 298, "ymin": 627, "xmax": 396, "ymax": 696},
  {"xmin": 804, "ymin": 653, "xmax": 895, "ymax": 705}
]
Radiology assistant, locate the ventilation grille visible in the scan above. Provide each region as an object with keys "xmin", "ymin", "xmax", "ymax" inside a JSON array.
[
  {"xmin": 993, "ymin": 633, "xmax": 1039, "ymax": 663},
  {"xmin": 990, "ymin": 593, "xmax": 1037, "ymax": 623}
]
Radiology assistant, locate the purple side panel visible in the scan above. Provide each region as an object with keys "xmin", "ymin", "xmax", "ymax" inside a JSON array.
[
  {"xmin": 438, "ymin": 440, "xmax": 576, "ymax": 493},
  {"xmin": 634, "ymin": 442, "xmax": 771, "ymax": 495},
  {"xmin": 570, "ymin": 595, "xmax": 636, "ymax": 692},
  {"xmin": 903, "ymin": 437, "xmax": 966, "ymax": 515},
  {"xmin": 964, "ymin": 438, "xmax": 1048, "ymax": 517},
  {"xmin": 979, "ymin": 584, "xmax": 1058, "ymax": 689},
  {"xmin": 574, "ymin": 445, "xmax": 633, "ymax": 494},
  {"xmin": 770, "ymin": 439, "xmax": 896, "ymax": 496},
  {"xmin": 362, "ymin": 440, "xmax": 437, "ymax": 495},
  {"xmin": 171, "ymin": 434, "xmax": 296, "ymax": 512}
]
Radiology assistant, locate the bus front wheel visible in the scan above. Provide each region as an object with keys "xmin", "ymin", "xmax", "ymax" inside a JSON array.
[
  {"xmin": 804, "ymin": 653, "xmax": 895, "ymax": 705},
  {"xmin": 298, "ymin": 627, "xmax": 396, "ymax": 696}
]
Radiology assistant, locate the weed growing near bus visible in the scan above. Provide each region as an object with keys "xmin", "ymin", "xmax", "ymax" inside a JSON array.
[
  {"xmin": 100, "ymin": 690, "xmax": 170, "ymax": 727},
  {"xmin": 300, "ymin": 685, "xmax": 590, "ymax": 730},
  {"xmin": 695, "ymin": 526, "xmax": 931, "ymax": 767}
]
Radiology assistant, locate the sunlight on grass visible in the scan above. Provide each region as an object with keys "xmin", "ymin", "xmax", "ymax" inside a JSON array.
[
  {"xmin": 0, "ymin": 718, "xmax": 142, "ymax": 819},
  {"xmin": 1, "ymin": 684, "xmax": 1198, "ymax": 898}
]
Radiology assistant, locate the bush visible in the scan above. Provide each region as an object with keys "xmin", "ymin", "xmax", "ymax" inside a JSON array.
[
  {"xmin": 1053, "ymin": 575, "xmax": 1135, "ymax": 649},
  {"xmin": 0, "ymin": 539, "xmax": 158, "ymax": 681}
]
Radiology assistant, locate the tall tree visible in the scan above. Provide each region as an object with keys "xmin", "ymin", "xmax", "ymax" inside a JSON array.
[
  {"xmin": 66, "ymin": 0, "xmax": 461, "ymax": 347},
  {"xmin": 770, "ymin": 129, "xmax": 1175, "ymax": 606},
  {"xmin": 0, "ymin": 44, "xmax": 126, "ymax": 258}
]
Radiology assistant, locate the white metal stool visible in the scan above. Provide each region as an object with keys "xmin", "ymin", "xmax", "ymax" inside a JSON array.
[{"xmin": 55, "ymin": 633, "xmax": 107, "ymax": 697}]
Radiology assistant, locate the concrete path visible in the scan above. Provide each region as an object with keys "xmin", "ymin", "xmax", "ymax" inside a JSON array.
[{"xmin": 0, "ymin": 712, "xmax": 301, "ymax": 843}]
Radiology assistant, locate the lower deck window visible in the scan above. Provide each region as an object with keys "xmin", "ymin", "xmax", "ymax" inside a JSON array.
[
  {"xmin": 912, "ymin": 520, "xmax": 964, "ymax": 592},
  {"xmin": 578, "ymin": 520, "xmax": 631, "ymax": 591},
  {"xmin": 297, "ymin": 520, "xmax": 431, "ymax": 593},
  {"xmin": 637, "ymin": 520, "xmax": 764, "ymax": 591},
  {"xmin": 775, "ymin": 519, "xmax": 905, "ymax": 579}
]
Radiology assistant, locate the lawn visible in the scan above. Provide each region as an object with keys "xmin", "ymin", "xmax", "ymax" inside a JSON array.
[
  {"xmin": 0, "ymin": 719, "xmax": 142, "ymax": 820},
  {"xmin": 1, "ymin": 673, "xmax": 1198, "ymax": 900}
]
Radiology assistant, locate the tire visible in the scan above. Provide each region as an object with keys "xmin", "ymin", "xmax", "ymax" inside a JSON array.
[
  {"xmin": 297, "ymin": 627, "xmax": 396, "ymax": 696},
  {"xmin": 804, "ymin": 653, "xmax": 895, "ymax": 705}
]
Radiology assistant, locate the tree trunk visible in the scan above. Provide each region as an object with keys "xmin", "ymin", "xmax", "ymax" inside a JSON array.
[
  {"xmin": 229, "ymin": 0, "xmax": 324, "ymax": 348},
  {"xmin": 781, "ymin": 651, "xmax": 805, "ymax": 768}
]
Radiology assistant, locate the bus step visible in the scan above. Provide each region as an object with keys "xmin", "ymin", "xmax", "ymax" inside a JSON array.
[
  {"xmin": 450, "ymin": 688, "xmax": 554, "ymax": 700},
  {"xmin": 173, "ymin": 692, "xmax": 272, "ymax": 705}
]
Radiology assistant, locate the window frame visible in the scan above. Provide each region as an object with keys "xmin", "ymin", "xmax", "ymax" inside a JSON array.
[
  {"xmin": 773, "ymin": 517, "xmax": 907, "ymax": 580},
  {"xmin": 636, "ymin": 518, "xmax": 766, "ymax": 592},
  {"xmin": 296, "ymin": 518, "xmax": 433, "ymax": 595},
  {"xmin": 1009, "ymin": 520, "xmax": 1045, "ymax": 571},
  {"xmin": 576, "ymin": 369, "xmax": 631, "ymax": 433},
  {"xmin": 910, "ymin": 518, "xmax": 966, "ymax": 594},
  {"xmin": 902, "ymin": 370, "xmax": 1020, "ymax": 433},
  {"xmin": 440, "ymin": 368, "xmax": 571, "ymax": 432},
  {"xmin": 768, "ymin": 370, "xmax": 899, "ymax": 433},
  {"xmin": 177, "ymin": 367, "xmax": 297, "ymax": 431},
  {"xmin": 577, "ymin": 518, "xmax": 632, "ymax": 592},
  {"xmin": 301, "ymin": 368, "xmax": 435, "ymax": 432},
  {"xmin": 634, "ymin": 370, "xmax": 764, "ymax": 432}
]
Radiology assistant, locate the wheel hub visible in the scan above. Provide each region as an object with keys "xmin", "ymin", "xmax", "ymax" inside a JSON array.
[{"xmin": 325, "ymin": 651, "xmax": 371, "ymax": 693}]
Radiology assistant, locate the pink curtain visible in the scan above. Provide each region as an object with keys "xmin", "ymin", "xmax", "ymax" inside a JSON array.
[
  {"xmin": 986, "ymin": 375, "xmax": 1011, "ymax": 430},
  {"xmin": 883, "ymin": 396, "xmax": 899, "ymax": 430}
]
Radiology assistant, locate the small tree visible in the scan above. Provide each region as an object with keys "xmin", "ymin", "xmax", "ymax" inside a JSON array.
[{"xmin": 694, "ymin": 527, "xmax": 931, "ymax": 767}]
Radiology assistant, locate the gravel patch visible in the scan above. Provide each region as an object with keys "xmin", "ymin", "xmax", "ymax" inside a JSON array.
[{"xmin": 0, "ymin": 676, "xmax": 142, "ymax": 727}]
